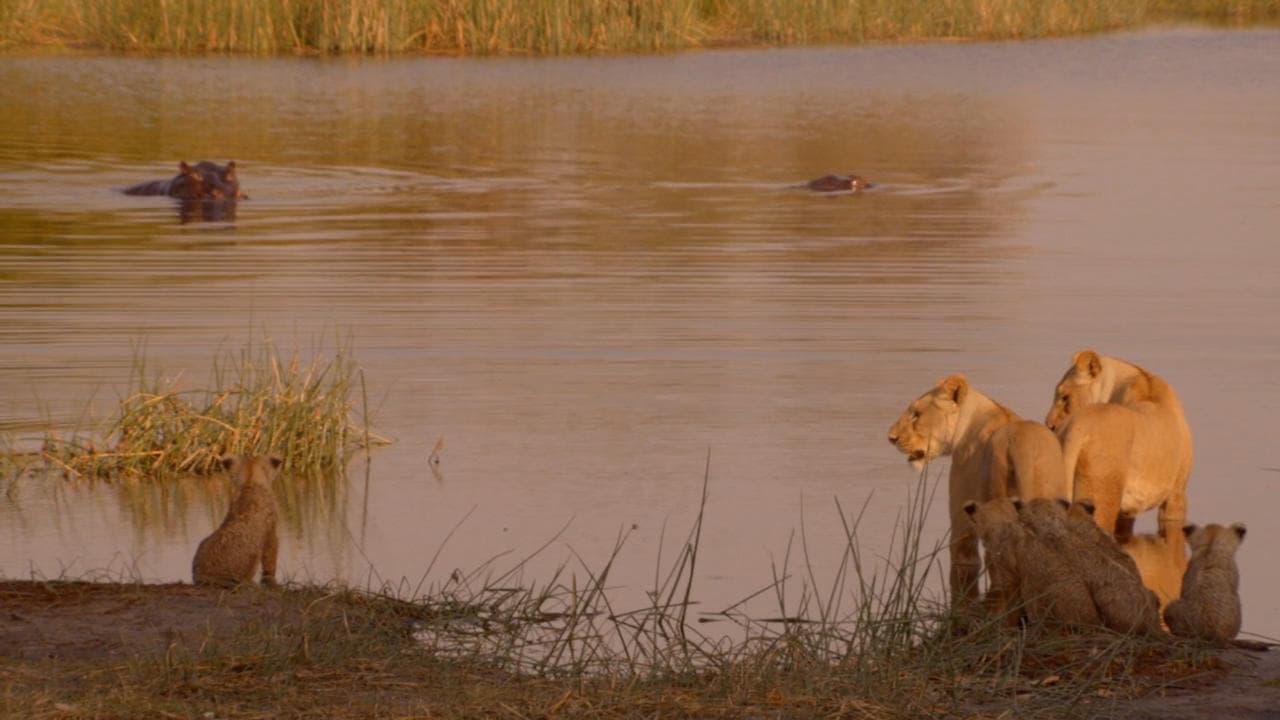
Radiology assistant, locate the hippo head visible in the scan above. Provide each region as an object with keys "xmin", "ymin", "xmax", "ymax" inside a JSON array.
[{"xmin": 194, "ymin": 160, "xmax": 247, "ymax": 200}]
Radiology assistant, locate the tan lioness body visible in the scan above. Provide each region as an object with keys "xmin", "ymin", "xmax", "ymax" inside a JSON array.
[
  {"xmin": 1121, "ymin": 527, "xmax": 1189, "ymax": 612},
  {"xmin": 888, "ymin": 375, "xmax": 1069, "ymax": 606},
  {"xmin": 1046, "ymin": 351, "xmax": 1192, "ymax": 538},
  {"xmin": 192, "ymin": 454, "xmax": 281, "ymax": 587}
]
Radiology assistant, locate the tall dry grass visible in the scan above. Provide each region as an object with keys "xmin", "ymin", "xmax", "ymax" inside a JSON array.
[{"xmin": 0, "ymin": 0, "xmax": 1275, "ymax": 55}]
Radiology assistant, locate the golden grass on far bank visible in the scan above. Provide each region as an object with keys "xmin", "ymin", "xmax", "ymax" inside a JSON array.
[{"xmin": 0, "ymin": 0, "xmax": 1276, "ymax": 56}]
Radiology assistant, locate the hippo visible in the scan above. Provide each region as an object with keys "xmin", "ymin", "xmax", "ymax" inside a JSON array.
[
  {"xmin": 193, "ymin": 160, "xmax": 248, "ymax": 200},
  {"xmin": 805, "ymin": 174, "xmax": 874, "ymax": 192},
  {"xmin": 123, "ymin": 160, "xmax": 247, "ymax": 200},
  {"xmin": 123, "ymin": 161, "xmax": 212, "ymax": 199}
]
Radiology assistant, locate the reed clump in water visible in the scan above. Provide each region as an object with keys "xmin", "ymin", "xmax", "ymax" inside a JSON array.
[
  {"xmin": 0, "ymin": 0, "xmax": 1276, "ymax": 55},
  {"xmin": 32, "ymin": 341, "xmax": 385, "ymax": 482}
]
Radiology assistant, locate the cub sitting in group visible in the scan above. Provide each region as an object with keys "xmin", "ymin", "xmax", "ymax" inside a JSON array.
[
  {"xmin": 1163, "ymin": 523, "xmax": 1246, "ymax": 643},
  {"xmin": 965, "ymin": 497, "xmax": 1162, "ymax": 634},
  {"xmin": 191, "ymin": 454, "xmax": 281, "ymax": 587},
  {"xmin": 888, "ymin": 375, "xmax": 1068, "ymax": 607}
]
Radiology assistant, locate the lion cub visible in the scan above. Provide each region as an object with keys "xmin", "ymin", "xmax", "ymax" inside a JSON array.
[
  {"xmin": 192, "ymin": 454, "xmax": 281, "ymax": 587},
  {"xmin": 1064, "ymin": 500, "xmax": 1162, "ymax": 635},
  {"xmin": 1012, "ymin": 498, "xmax": 1102, "ymax": 628},
  {"xmin": 963, "ymin": 497, "xmax": 1026, "ymax": 624},
  {"xmin": 1163, "ymin": 523, "xmax": 1246, "ymax": 642}
]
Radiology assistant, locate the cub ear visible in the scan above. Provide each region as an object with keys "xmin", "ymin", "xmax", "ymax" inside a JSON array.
[
  {"xmin": 1072, "ymin": 350, "xmax": 1102, "ymax": 378},
  {"xmin": 1055, "ymin": 498, "xmax": 1070, "ymax": 510},
  {"xmin": 1232, "ymin": 523, "xmax": 1247, "ymax": 541},
  {"xmin": 268, "ymin": 455, "xmax": 283, "ymax": 470},
  {"xmin": 1011, "ymin": 498, "xmax": 1024, "ymax": 511},
  {"xmin": 220, "ymin": 454, "xmax": 238, "ymax": 472},
  {"xmin": 963, "ymin": 500, "xmax": 978, "ymax": 516},
  {"xmin": 1075, "ymin": 499, "xmax": 1096, "ymax": 515},
  {"xmin": 1182, "ymin": 523, "xmax": 1198, "ymax": 538},
  {"xmin": 937, "ymin": 374, "xmax": 969, "ymax": 405}
]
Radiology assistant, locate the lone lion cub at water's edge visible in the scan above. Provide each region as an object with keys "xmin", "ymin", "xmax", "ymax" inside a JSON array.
[
  {"xmin": 192, "ymin": 454, "xmax": 281, "ymax": 587},
  {"xmin": 1163, "ymin": 523, "xmax": 1246, "ymax": 642}
]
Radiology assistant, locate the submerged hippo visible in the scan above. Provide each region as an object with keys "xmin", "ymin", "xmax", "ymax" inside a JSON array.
[
  {"xmin": 805, "ymin": 174, "xmax": 874, "ymax": 193},
  {"xmin": 193, "ymin": 160, "xmax": 248, "ymax": 200},
  {"xmin": 123, "ymin": 161, "xmax": 211, "ymax": 199},
  {"xmin": 123, "ymin": 160, "xmax": 247, "ymax": 200}
]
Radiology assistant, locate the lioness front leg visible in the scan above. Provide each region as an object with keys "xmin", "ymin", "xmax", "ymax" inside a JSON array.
[
  {"xmin": 1157, "ymin": 488, "xmax": 1188, "ymax": 527},
  {"xmin": 1075, "ymin": 469, "xmax": 1125, "ymax": 538}
]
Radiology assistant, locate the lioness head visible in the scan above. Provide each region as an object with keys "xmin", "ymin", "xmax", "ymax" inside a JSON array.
[
  {"xmin": 887, "ymin": 374, "xmax": 969, "ymax": 471},
  {"xmin": 1045, "ymin": 349, "xmax": 1105, "ymax": 432}
]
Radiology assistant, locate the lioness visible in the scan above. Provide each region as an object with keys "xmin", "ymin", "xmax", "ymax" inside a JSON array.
[
  {"xmin": 192, "ymin": 454, "xmax": 281, "ymax": 587},
  {"xmin": 888, "ymin": 374, "xmax": 1069, "ymax": 607},
  {"xmin": 1046, "ymin": 350, "xmax": 1193, "ymax": 539}
]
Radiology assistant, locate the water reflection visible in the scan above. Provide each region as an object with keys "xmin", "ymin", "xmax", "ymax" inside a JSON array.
[{"xmin": 1, "ymin": 29, "xmax": 1279, "ymax": 637}]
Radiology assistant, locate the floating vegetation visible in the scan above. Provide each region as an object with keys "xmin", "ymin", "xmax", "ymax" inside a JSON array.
[{"xmin": 22, "ymin": 340, "xmax": 387, "ymax": 483}]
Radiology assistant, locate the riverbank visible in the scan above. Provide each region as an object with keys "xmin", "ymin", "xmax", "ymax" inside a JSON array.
[
  {"xmin": 1, "ymin": 579, "xmax": 1273, "ymax": 719},
  {"xmin": 0, "ymin": 0, "xmax": 1276, "ymax": 56}
]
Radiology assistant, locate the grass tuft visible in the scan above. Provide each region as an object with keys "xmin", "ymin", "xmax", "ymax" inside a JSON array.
[{"xmin": 19, "ymin": 339, "xmax": 387, "ymax": 483}]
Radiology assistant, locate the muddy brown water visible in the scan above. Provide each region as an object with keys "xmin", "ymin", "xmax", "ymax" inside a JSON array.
[{"xmin": 1, "ymin": 27, "xmax": 1278, "ymax": 639}]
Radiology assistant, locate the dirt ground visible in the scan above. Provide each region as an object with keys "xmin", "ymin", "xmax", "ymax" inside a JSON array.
[
  {"xmin": 0, "ymin": 580, "xmax": 302, "ymax": 663},
  {"xmin": 1, "ymin": 580, "xmax": 1277, "ymax": 718}
]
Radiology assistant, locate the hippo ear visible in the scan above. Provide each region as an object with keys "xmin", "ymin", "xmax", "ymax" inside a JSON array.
[
  {"xmin": 1182, "ymin": 523, "xmax": 1198, "ymax": 538},
  {"xmin": 179, "ymin": 161, "xmax": 193, "ymax": 174},
  {"xmin": 1232, "ymin": 523, "xmax": 1247, "ymax": 541},
  {"xmin": 963, "ymin": 500, "xmax": 978, "ymax": 516},
  {"xmin": 1076, "ymin": 499, "xmax": 1096, "ymax": 515},
  {"xmin": 937, "ymin": 374, "xmax": 969, "ymax": 405},
  {"xmin": 1072, "ymin": 350, "xmax": 1102, "ymax": 378}
]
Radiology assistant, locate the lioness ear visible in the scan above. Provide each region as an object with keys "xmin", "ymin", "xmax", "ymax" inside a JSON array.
[
  {"xmin": 1232, "ymin": 523, "xmax": 1247, "ymax": 541},
  {"xmin": 1182, "ymin": 523, "xmax": 1198, "ymax": 538},
  {"xmin": 1072, "ymin": 350, "xmax": 1102, "ymax": 378},
  {"xmin": 963, "ymin": 500, "xmax": 978, "ymax": 516},
  {"xmin": 1076, "ymin": 499, "xmax": 1096, "ymax": 515},
  {"xmin": 938, "ymin": 374, "xmax": 969, "ymax": 405}
]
